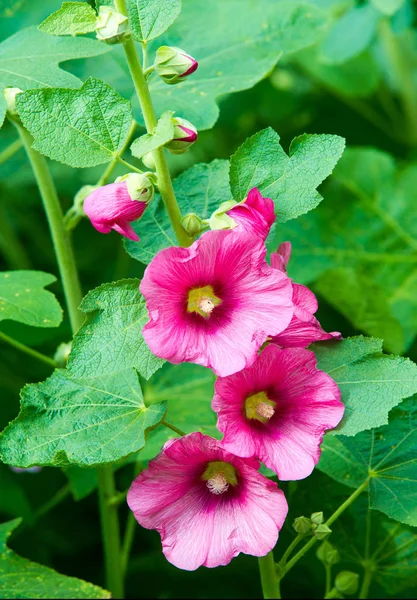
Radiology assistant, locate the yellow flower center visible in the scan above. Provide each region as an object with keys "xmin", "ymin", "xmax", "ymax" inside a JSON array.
[
  {"xmin": 245, "ymin": 391, "xmax": 275, "ymax": 423},
  {"xmin": 201, "ymin": 461, "xmax": 237, "ymax": 495},
  {"xmin": 187, "ymin": 285, "xmax": 222, "ymax": 318}
]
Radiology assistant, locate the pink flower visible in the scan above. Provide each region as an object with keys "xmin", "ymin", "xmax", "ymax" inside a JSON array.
[
  {"xmin": 165, "ymin": 117, "xmax": 198, "ymax": 154},
  {"xmin": 270, "ymin": 242, "xmax": 341, "ymax": 347},
  {"xmin": 228, "ymin": 188, "xmax": 275, "ymax": 239},
  {"xmin": 213, "ymin": 345, "xmax": 344, "ymax": 480},
  {"xmin": 155, "ymin": 46, "xmax": 198, "ymax": 85},
  {"xmin": 83, "ymin": 173, "xmax": 154, "ymax": 241},
  {"xmin": 140, "ymin": 229, "xmax": 294, "ymax": 377},
  {"xmin": 127, "ymin": 432, "xmax": 288, "ymax": 570}
]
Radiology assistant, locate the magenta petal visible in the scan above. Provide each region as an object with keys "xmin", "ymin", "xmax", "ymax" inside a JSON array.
[
  {"xmin": 141, "ymin": 229, "xmax": 294, "ymax": 377},
  {"xmin": 112, "ymin": 221, "xmax": 140, "ymax": 241},
  {"xmin": 213, "ymin": 346, "xmax": 344, "ymax": 480},
  {"xmin": 127, "ymin": 433, "xmax": 288, "ymax": 570},
  {"xmin": 228, "ymin": 187, "xmax": 275, "ymax": 240}
]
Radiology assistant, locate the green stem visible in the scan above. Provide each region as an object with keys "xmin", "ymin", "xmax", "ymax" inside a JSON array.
[
  {"xmin": 161, "ymin": 419, "xmax": 186, "ymax": 436},
  {"xmin": 259, "ymin": 552, "xmax": 281, "ymax": 599},
  {"xmin": 0, "ymin": 331, "xmax": 55, "ymax": 367},
  {"xmin": 359, "ymin": 568, "xmax": 373, "ymax": 600},
  {"xmin": 0, "ymin": 138, "xmax": 22, "ymax": 165},
  {"xmin": 116, "ymin": 156, "xmax": 143, "ymax": 175},
  {"xmin": 33, "ymin": 483, "xmax": 71, "ymax": 523},
  {"xmin": 16, "ymin": 124, "xmax": 84, "ymax": 333},
  {"xmin": 325, "ymin": 563, "xmax": 332, "ymax": 597},
  {"xmin": 278, "ymin": 534, "xmax": 303, "ymax": 567},
  {"xmin": 97, "ymin": 467, "xmax": 124, "ymax": 599},
  {"xmin": 121, "ymin": 511, "xmax": 136, "ymax": 575},
  {"xmin": 98, "ymin": 120, "xmax": 138, "ymax": 186},
  {"xmin": 114, "ymin": 0, "xmax": 191, "ymax": 247},
  {"xmin": 281, "ymin": 479, "xmax": 370, "ymax": 578}
]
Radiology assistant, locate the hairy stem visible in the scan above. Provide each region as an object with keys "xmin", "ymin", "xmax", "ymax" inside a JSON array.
[
  {"xmin": 98, "ymin": 467, "xmax": 124, "ymax": 599},
  {"xmin": 0, "ymin": 331, "xmax": 55, "ymax": 367},
  {"xmin": 281, "ymin": 479, "xmax": 370, "ymax": 578},
  {"xmin": 258, "ymin": 552, "xmax": 281, "ymax": 599},
  {"xmin": 114, "ymin": 0, "xmax": 191, "ymax": 247},
  {"xmin": 17, "ymin": 124, "xmax": 84, "ymax": 333}
]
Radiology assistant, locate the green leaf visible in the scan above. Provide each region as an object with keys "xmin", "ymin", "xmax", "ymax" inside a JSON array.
[
  {"xmin": 0, "ymin": 26, "xmax": 108, "ymax": 91},
  {"xmin": 16, "ymin": 78, "xmax": 132, "ymax": 168},
  {"xmin": 0, "ymin": 271, "xmax": 62, "ymax": 328},
  {"xmin": 63, "ymin": 466, "xmax": 98, "ymax": 501},
  {"xmin": 0, "ymin": 518, "xmax": 111, "ymax": 598},
  {"xmin": 143, "ymin": 0, "xmax": 327, "ymax": 130},
  {"xmin": 320, "ymin": 4, "xmax": 380, "ymax": 65},
  {"xmin": 0, "ymin": 94, "xmax": 6, "ymax": 128},
  {"xmin": 230, "ymin": 127, "xmax": 345, "ymax": 222},
  {"xmin": 140, "ymin": 362, "xmax": 217, "ymax": 461},
  {"xmin": 275, "ymin": 147, "xmax": 417, "ymax": 349},
  {"xmin": 67, "ymin": 279, "xmax": 164, "ymax": 380},
  {"xmin": 39, "ymin": 2, "xmax": 98, "ymax": 36},
  {"xmin": 0, "ymin": 368, "xmax": 166, "ymax": 467},
  {"xmin": 125, "ymin": 159, "xmax": 231, "ymax": 264},
  {"xmin": 125, "ymin": 0, "xmax": 181, "ymax": 42},
  {"xmin": 371, "ymin": 0, "xmax": 404, "ymax": 16},
  {"xmin": 318, "ymin": 397, "xmax": 417, "ymax": 526},
  {"xmin": 314, "ymin": 268, "xmax": 405, "ymax": 354},
  {"xmin": 130, "ymin": 110, "xmax": 174, "ymax": 159},
  {"xmin": 313, "ymin": 336, "xmax": 417, "ymax": 436}
]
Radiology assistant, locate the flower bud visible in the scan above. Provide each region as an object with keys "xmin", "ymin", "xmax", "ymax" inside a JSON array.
[
  {"xmin": 316, "ymin": 541, "xmax": 340, "ymax": 565},
  {"xmin": 181, "ymin": 213, "xmax": 205, "ymax": 237},
  {"xmin": 142, "ymin": 151, "xmax": 156, "ymax": 170},
  {"xmin": 84, "ymin": 172, "xmax": 153, "ymax": 241},
  {"xmin": 314, "ymin": 524, "xmax": 332, "ymax": 540},
  {"xmin": 334, "ymin": 571, "xmax": 359, "ymax": 595},
  {"xmin": 208, "ymin": 200, "xmax": 238, "ymax": 231},
  {"xmin": 155, "ymin": 46, "xmax": 198, "ymax": 85},
  {"xmin": 293, "ymin": 516, "xmax": 313, "ymax": 535},
  {"xmin": 165, "ymin": 117, "xmax": 198, "ymax": 154},
  {"xmin": 3, "ymin": 87, "xmax": 23, "ymax": 115},
  {"xmin": 311, "ymin": 511, "xmax": 324, "ymax": 525},
  {"xmin": 54, "ymin": 342, "xmax": 72, "ymax": 368},
  {"xmin": 95, "ymin": 6, "xmax": 128, "ymax": 44}
]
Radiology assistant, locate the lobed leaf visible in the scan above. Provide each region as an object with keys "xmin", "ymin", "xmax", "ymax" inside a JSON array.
[
  {"xmin": 16, "ymin": 77, "xmax": 132, "ymax": 168},
  {"xmin": 0, "ymin": 368, "xmax": 166, "ymax": 467},
  {"xmin": 230, "ymin": 127, "xmax": 345, "ymax": 222},
  {"xmin": 38, "ymin": 2, "xmax": 98, "ymax": 36},
  {"xmin": 0, "ymin": 271, "xmax": 62, "ymax": 328},
  {"xmin": 125, "ymin": 0, "xmax": 181, "ymax": 42},
  {"xmin": 67, "ymin": 279, "xmax": 164, "ymax": 380},
  {"xmin": 313, "ymin": 336, "xmax": 417, "ymax": 436},
  {"xmin": 0, "ymin": 519, "xmax": 110, "ymax": 598},
  {"xmin": 130, "ymin": 110, "xmax": 174, "ymax": 158},
  {"xmin": 318, "ymin": 397, "xmax": 417, "ymax": 526},
  {"xmin": 0, "ymin": 26, "xmax": 108, "ymax": 91}
]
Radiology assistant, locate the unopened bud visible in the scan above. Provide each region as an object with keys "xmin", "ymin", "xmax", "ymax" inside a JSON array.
[
  {"xmin": 208, "ymin": 200, "xmax": 238, "ymax": 231},
  {"xmin": 115, "ymin": 172, "xmax": 154, "ymax": 203},
  {"xmin": 142, "ymin": 151, "xmax": 156, "ymax": 170},
  {"xmin": 334, "ymin": 571, "xmax": 359, "ymax": 595},
  {"xmin": 181, "ymin": 213, "xmax": 204, "ymax": 237},
  {"xmin": 165, "ymin": 117, "xmax": 198, "ymax": 154},
  {"xmin": 311, "ymin": 511, "xmax": 324, "ymax": 525},
  {"xmin": 54, "ymin": 342, "xmax": 72, "ymax": 368},
  {"xmin": 155, "ymin": 46, "xmax": 198, "ymax": 85},
  {"xmin": 3, "ymin": 87, "xmax": 23, "ymax": 115},
  {"xmin": 314, "ymin": 524, "xmax": 332, "ymax": 540},
  {"xmin": 95, "ymin": 6, "xmax": 128, "ymax": 44},
  {"xmin": 316, "ymin": 541, "xmax": 340, "ymax": 565},
  {"xmin": 293, "ymin": 516, "xmax": 312, "ymax": 535}
]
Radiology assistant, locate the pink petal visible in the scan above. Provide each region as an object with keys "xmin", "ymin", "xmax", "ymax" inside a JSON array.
[{"xmin": 112, "ymin": 221, "xmax": 140, "ymax": 241}]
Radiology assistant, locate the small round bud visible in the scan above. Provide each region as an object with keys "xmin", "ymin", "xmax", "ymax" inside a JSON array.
[
  {"xmin": 155, "ymin": 46, "xmax": 198, "ymax": 85},
  {"xmin": 165, "ymin": 117, "xmax": 198, "ymax": 154},
  {"xmin": 3, "ymin": 87, "xmax": 23, "ymax": 115},
  {"xmin": 316, "ymin": 541, "xmax": 340, "ymax": 565},
  {"xmin": 181, "ymin": 213, "xmax": 204, "ymax": 237},
  {"xmin": 334, "ymin": 571, "xmax": 359, "ymax": 595},
  {"xmin": 314, "ymin": 524, "xmax": 332, "ymax": 540},
  {"xmin": 311, "ymin": 511, "xmax": 324, "ymax": 525},
  {"xmin": 95, "ymin": 6, "xmax": 128, "ymax": 44},
  {"xmin": 54, "ymin": 342, "xmax": 72, "ymax": 368},
  {"xmin": 142, "ymin": 151, "xmax": 156, "ymax": 170},
  {"xmin": 293, "ymin": 516, "xmax": 313, "ymax": 535},
  {"xmin": 115, "ymin": 172, "xmax": 154, "ymax": 203},
  {"xmin": 208, "ymin": 200, "xmax": 238, "ymax": 231}
]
